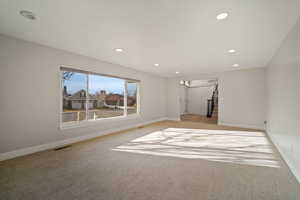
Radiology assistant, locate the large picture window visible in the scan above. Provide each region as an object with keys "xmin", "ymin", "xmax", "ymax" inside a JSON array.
[{"xmin": 61, "ymin": 67, "xmax": 140, "ymax": 126}]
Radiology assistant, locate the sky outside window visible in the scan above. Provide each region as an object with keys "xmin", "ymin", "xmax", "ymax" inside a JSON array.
[
  {"xmin": 88, "ymin": 74, "xmax": 124, "ymax": 95},
  {"xmin": 63, "ymin": 72, "xmax": 134, "ymax": 95},
  {"xmin": 63, "ymin": 72, "xmax": 87, "ymax": 95}
]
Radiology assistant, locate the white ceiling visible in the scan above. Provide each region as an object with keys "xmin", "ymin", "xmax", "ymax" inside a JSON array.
[{"xmin": 0, "ymin": 0, "xmax": 300, "ymax": 77}]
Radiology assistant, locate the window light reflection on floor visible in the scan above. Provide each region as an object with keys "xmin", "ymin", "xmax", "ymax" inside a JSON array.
[{"xmin": 112, "ymin": 128, "xmax": 280, "ymax": 168}]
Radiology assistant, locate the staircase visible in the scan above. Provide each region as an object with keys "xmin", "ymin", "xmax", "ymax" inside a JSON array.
[
  {"xmin": 212, "ymin": 95, "xmax": 218, "ymax": 118},
  {"xmin": 206, "ymin": 84, "xmax": 218, "ymax": 118}
]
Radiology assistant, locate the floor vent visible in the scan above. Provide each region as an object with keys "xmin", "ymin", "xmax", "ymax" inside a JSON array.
[{"xmin": 54, "ymin": 145, "xmax": 72, "ymax": 151}]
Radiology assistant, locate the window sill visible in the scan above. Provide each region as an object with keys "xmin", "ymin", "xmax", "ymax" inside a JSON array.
[{"xmin": 60, "ymin": 113, "xmax": 141, "ymax": 130}]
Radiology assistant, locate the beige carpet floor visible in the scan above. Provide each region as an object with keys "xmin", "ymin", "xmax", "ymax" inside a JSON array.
[{"xmin": 0, "ymin": 120, "xmax": 299, "ymax": 200}]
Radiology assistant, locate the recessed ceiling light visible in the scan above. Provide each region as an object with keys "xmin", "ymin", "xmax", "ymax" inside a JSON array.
[
  {"xmin": 19, "ymin": 10, "xmax": 36, "ymax": 20},
  {"xmin": 233, "ymin": 64, "xmax": 239, "ymax": 67},
  {"xmin": 228, "ymin": 49, "xmax": 236, "ymax": 53},
  {"xmin": 154, "ymin": 63, "xmax": 159, "ymax": 67},
  {"xmin": 115, "ymin": 48, "xmax": 123, "ymax": 52},
  {"xmin": 216, "ymin": 12, "xmax": 228, "ymax": 20},
  {"xmin": 175, "ymin": 71, "xmax": 180, "ymax": 74}
]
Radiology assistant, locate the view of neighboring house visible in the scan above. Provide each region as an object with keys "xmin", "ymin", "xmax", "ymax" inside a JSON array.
[{"xmin": 63, "ymin": 86, "xmax": 136, "ymax": 110}]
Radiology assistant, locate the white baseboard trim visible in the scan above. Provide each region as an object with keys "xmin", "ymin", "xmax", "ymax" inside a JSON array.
[
  {"xmin": 266, "ymin": 132, "xmax": 300, "ymax": 183},
  {"xmin": 0, "ymin": 117, "xmax": 168, "ymax": 162},
  {"xmin": 218, "ymin": 122, "xmax": 266, "ymax": 130}
]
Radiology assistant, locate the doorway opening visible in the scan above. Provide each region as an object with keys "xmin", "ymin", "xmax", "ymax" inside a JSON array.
[{"xmin": 179, "ymin": 79, "xmax": 218, "ymax": 124}]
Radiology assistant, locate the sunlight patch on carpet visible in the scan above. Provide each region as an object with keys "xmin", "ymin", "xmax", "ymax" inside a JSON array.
[{"xmin": 112, "ymin": 128, "xmax": 280, "ymax": 168}]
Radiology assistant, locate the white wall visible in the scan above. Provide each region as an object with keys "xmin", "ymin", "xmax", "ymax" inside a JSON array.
[
  {"xmin": 218, "ymin": 69, "xmax": 266, "ymax": 130},
  {"xmin": 167, "ymin": 68, "xmax": 266, "ymax": 129},
  {"xmin": 266, "ymin": 17, "xmax": 300, "ymax": 181},
  {"xmin": 179, "ymin": 85, "xmax": 187, "ymax": 115},
  {"xmin": 187, "ymin": 86, "xmax": 214, "ymax": 115},
  {"xmin": 166, "ymin": 78, "xmax": 180, "ymax": 120},
  {"xmin": 0, "ymin": 35, "xmax": 167, "ymax": 155}
]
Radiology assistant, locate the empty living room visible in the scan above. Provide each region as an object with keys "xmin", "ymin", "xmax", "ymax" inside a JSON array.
[{"xmin": 1, "ymin": 0, "xmax": 300, "ymax": 199}]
